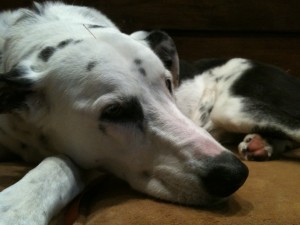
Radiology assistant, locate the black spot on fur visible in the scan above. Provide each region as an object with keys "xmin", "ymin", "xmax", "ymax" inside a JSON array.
[
  {"xmin": 38, "ymin": 46, "xmax": 56, "ymax": 62},
  {"xmin": 88, "ymin": 24, "xmax": 105, "ymax": 28},
  {"xmin": 100, "ymin": 97, "xmax": 144, "ymax": 130},
  {"xmin": 74, "ymin": 40, "xmax": 83, "ymax": 44},
  {"xmin": 134, "ymin": 59, "xmax": 146, "ymax": 76},
  {"xmin": 57, "ymin": 39, "xmax": 73, "ymax": 48},
  {"xmin": 139, "ymin": 68, "xmax": 147, "ymax": 76},
  {"xmin": 87, "ymin": 61, "xmax": 97, "ymax": 72},
  {"xmin": 134, "ymin": 59, "xmax": 142, "ymax": 65}
]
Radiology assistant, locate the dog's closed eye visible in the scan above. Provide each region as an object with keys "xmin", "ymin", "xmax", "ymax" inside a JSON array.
[
  {"xmin": 101, "ymin": 103, "xmax": 123, "ymax": 121},
  {"xmin": 100, "ymin": 97, "xmax": 144, "ymax": 125}
]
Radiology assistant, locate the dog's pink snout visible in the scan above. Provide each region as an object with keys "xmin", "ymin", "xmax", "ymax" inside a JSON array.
[{"xmin": 202, "ymin": 152, "xmax": 249, "ymax": 197}]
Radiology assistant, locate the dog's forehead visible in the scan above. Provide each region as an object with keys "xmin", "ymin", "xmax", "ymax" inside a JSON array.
[
  {"xmin": 46, "ymin": 33, "xmax": 167, "ymax": 100},
  {"xmin": 58, "ymin": 33, "xmax": 166, "ymax": 81}
]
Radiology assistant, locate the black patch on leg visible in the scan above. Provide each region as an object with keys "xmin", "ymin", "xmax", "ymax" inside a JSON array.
[
  {"xmin": 232, "ymin": 61, "xmax": 300, "ymax": 130},
  {"xmin": 38, "ymin": 46, "xmax": 56, "ymax": 62},
  {"xmin": 87, "ymin": 61, "xmax": 97, "ymax": 72},
  {"xmin": 57, "ymin": 39, "xmax": 73, "ymax": 48}
]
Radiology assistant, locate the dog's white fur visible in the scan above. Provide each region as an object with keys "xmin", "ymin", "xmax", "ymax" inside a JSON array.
[{"xmin": 0, "ymin": 2, "xmax": 248, "ymax": 224}]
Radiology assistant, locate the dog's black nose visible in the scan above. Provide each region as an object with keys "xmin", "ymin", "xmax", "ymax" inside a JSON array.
[{"xmin": 202, "ymin": 152, "xmax": 249, "ymax": 198}]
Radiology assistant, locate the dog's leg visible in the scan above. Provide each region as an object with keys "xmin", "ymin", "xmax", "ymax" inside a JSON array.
[
  {"xmin": 0, "ymin": 155, "xmax": 84, "ymax": 225},
  {"xmin": 238, "ymin": 134, "xmax": 300, "ymax": 160},
  {"xmin": 210, "ymin": 96, "xmax": 300, "ymax": 160}
]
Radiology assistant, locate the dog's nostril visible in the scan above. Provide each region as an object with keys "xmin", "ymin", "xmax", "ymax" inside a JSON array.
[{"xmin": 202, "ymin": 152, "xmax": 249, "ymax": 198}]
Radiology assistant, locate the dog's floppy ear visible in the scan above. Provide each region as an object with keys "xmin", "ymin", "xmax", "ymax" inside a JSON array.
[
  {"xmin": 131, "ymin": 30, "xmax": 180, "ymax": 87},
  {"xmin": 0, "ymin": 67, "xmax": 36, "ymax": 113}
]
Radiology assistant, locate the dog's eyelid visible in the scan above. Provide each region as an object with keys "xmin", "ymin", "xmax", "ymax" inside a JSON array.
[
  {"xmin": 103, "ymin": 102, "xmax": 121, "ymax": 115},
  {"xmin": 99, "ymin": 97, "xmax": 144, "ymax": 124}
]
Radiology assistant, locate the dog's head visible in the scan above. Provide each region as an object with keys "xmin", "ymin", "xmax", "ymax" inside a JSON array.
[{"xmin": 0, "ymin": 29, "xmax": 248, "ymax": 205}]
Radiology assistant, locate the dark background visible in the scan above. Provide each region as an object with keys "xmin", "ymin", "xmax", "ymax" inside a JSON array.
[{"xmin": 2, "ymin": 0, "xmax": 300, "ymax": 76}]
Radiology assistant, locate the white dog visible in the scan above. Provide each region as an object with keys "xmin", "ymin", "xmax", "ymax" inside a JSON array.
[{"xmin": 0, "ymin": 2, "xmax": 248, "ymax": 225}]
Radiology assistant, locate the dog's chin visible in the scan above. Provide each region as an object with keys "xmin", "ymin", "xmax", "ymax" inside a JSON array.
[{"xmin": 127, "ymin": 172, "xmax": 225, "ymax": 206}]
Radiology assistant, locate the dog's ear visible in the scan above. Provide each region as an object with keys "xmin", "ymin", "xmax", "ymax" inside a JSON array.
[
  {"xmin": 131, "ymin": 30, "xmax": 179, "ymax": 87},
  {"xmin": 0, "ymin": 67, "xmax": 37, "ymax": 113}
]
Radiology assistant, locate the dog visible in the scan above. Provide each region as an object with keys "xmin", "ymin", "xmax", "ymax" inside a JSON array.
[
  {"xmin": 0, "ymin": 2, "xmax": 248, "ymax": 225},
  {"xmin": 177, "ymin": 58, "xmax": 300, "ymax": 161}
]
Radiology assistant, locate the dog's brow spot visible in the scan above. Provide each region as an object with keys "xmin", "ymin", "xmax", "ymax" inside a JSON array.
[
  {"xmin": 74, "ymin": 40, "xmax": 83, "ymax": 44},
  {"xmin": 139, "ymin": 67, "xmax": 147, "ymax": 76},
  {"xmin": 134, "ymin": 59, "xmax": 142, "ymax": 65},
  {"xmin": 39, "ymin": 46, "xmax": 56, "ymax": 62},
  {"xmin": 57, "ymin": 39, "xmax": 73, "ymax": 48},
  {"xmin": 87, "ymin": 61, "xmax": 97, "ymax": 72},
  {"xmin": 88, "ymin": 24, "xmax": 105, "ymax": 28}
]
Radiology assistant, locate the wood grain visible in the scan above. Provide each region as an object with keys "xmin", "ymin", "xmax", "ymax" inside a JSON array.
[
  {"xmin": 172, "ymin": 32, "xmax": 300, "ymax": 75},
  {"xmin": 1, "ymin": 0, "xmax": 300, "ymax": 32},
  {"xmin": 1, "ymin": 0, "xmax": 300, "ymax": 74}
]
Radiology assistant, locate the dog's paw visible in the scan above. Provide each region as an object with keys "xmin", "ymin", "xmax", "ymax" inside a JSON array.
[{"xmin": 238, "ymin": 134, "xmax": 273, "ymax": 161}]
